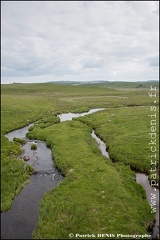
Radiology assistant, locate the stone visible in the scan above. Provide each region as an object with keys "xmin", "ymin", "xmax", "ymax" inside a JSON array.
[{"xmin": 23, "ymin": 156, "xmax": 30, "ymax": 161}]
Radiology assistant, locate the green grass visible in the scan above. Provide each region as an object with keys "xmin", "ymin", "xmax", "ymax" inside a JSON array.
[
  {"xmin": 26, "ymin": 120, "xmax": 154, "ymax": 239},
  {"xmin": 40, "ymin": 80, "xmax": 159, "ymax": 90},
  {"xmin": 13, "ymin": 137, "xmax": 27, "ymax": 145},
  {"xmin": 31, "ymin": 144, "xmax": 37, "ymax": 150},
  {"xmin": 87, "ymin": 81, "xmax": 159, "ymax": 89},
  {"xmin": 1, "ymin": 113, "xmax": 60, "ymax": 211},
  {"xmin": 1, "ymin": 135, "xmax": 33, "ymax": 211},
  {"xmin": 77, "ymin": 107, "xmax": 159, "ymax": 177},
  {"xmin": 1, "ymin": 82, "xmax": 158, "ymax": 238},
  {"xmin": 2, "ymin": 82, "xmax": 158, "ymax": 136}
]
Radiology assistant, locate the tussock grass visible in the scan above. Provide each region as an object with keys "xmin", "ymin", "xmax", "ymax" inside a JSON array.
[
  {"xmin": 1, "ymin": 114, "xmax": 60, "ymax": 211},
  {"xmin": 1, "ymin": 83, "xmax": 158, "ymax": 237},
  {"xmin": 31, "ymin": 144, "xmax": 37, "ymax": 150},
  {"xmin": 13, "ymin": 137, "xmax": 26, "ymax": 145},
  {"xmin": 77, "ymin": 106, "xmax": 159, "ymax": 180},
  {"xmin": 1, "ymin": 135, "xmax": 33, "ymax": 211},
  {"xmin": 26, "ymin": 120, "xmax": 154, "ymax": 239},
  {"xmin": 1, "ymin": 84, "xmax": 158, "ymax": 136}
]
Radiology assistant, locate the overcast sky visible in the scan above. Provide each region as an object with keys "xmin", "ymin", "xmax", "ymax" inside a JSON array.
[{"xmin": 1, "ymin": 1, "xmax": 159, "ymax": 83}]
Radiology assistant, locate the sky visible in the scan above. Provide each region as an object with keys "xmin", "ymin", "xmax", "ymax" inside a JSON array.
[{"xmin": 1, "ymin": 1, "xmax": 159, "ymax": 84}]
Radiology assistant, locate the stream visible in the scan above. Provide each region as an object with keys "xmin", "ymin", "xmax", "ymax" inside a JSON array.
[
  {"xmin": 1, "ymin": 124, "xmax": 63, "ymax": 239},
  {"xmin": 58, "ymin": 108, "xmax": 105, "ymax": 122},
  {"xmin": 91, "ymin": 130, "xmax": 159, "ymax": 239},
  {"xmin": 1, "ymin": 108, "xmax": 159, "ymax": 239},
  {"xmin": 1, "ymin": 108, "xmax": 104, "ymax": 239}
]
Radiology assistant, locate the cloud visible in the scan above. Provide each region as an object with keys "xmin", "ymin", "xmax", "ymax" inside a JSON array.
[
  {"xmin": 146, "ymin": 56, "xmax": 159, "ymax": 67},
  {"xmin": 1, "ymin": 1, "xmax": 159, "ymax": 83}
]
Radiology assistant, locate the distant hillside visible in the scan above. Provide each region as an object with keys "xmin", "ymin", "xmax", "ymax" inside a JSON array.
[{"xmin": 46, "ymin": 80, "xmax": 159, "ymax": 89}]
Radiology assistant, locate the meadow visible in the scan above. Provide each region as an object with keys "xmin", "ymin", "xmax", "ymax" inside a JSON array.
[
  {"xmin": 77, "ymin": 106, "xmax": 159, "ymax": 176},
  {"xmin": 1, "ymin": 82, "xmax": 159, "ymax": 238}
]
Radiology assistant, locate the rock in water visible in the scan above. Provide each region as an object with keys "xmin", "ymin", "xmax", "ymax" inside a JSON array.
[{"xmin": 23, "ymin": 156, "xmax": 30, "ymax": 161}]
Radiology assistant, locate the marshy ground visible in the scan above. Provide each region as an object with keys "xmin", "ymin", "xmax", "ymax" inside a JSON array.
[{"xmin": 1, "ymin": 82, "xmax": 159, "ymax": 239}]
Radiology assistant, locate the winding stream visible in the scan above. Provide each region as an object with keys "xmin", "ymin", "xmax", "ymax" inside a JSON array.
[
  {"xmin": 58, "ymin": 108, "xmax": 105, "ymax": 122},
  {"xmin": 1, "ymin": 124, "xmax": 63, "ymax": 239},
  {"xmin": 91, "ymin": 130, "xmax": 159, "ymax": 239},
  {"xmin": 1, "ymin": 108, "xmax": 159, "ymax": 239},
  {"xmin": 1, "ymin": 108, "xmax": 104, "ymax": 239},
  {"xmin": 136, "ymin": 174, "xmax": 159, "ymax": 239}
]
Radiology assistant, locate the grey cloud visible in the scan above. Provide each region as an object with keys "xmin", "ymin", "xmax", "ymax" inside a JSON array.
[
  {"xmin": 1, "ymin": 1, "xmax": 159, "ymax": 83},
  {"xmin": 146, "ymin": 57, "xmax": 159, "ymax": 67},
  {"xmin": 82, "ymin": 58, "xmax": 104, "ymax": 69}
]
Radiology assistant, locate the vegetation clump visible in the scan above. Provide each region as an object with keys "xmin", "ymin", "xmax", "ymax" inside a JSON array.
[
  {"xmin": 13, "ymin": 137, "xmax": 26, "ymax": 145},
  {"xmin": 1, "ymin": 135, "xmax": 33, "ymax": 211},
  {"xmin": 34, "ymin": 115, "xmax": 60, "ymax": 129},
  {"xmin": 77, "ymin": 106, "xmax": 159, "ymax": 177},
  {"xmin": 1, "ymin": 82, "xmax": 158, "ymax": 236},
  {"xmin": 26, "ymin": 120, "xmax": 155, "ymax": 238},
  {"xmin": 31, "ymin": 144, "xmax": 37, "ymax": 150}
]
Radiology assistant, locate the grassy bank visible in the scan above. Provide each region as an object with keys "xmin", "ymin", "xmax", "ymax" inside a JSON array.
[
  {"xmin": 77, "ymin": 107, "xmax": 159, "ymax": 178},
  {"xmin": 1, "ymin": 113, "xmax": 60, "ymax": 211},
  {"xmin": 1, "ymin": 135, "xmax": 33, "ymax": 211},
  {"xmin": 1, "ymin": 82, "xmax": 158, "ymax": 237},
  {"xmin": 1, "ymin": 83, "xmax": 158, "ymax": 136},
  {"xmin": 26, "ymin": 120, "xmax": 154, "ymax": 239}
]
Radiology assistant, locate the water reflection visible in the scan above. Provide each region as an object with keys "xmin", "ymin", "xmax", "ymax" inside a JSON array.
[
  {"xmin": 2, "ymin": 124, "xmax": 63, "ymax": 239},
  {"xmin": 58, "ymin": 108, "xmax": 105, "ymax": 122},
  {"xmin": 91, "ymin": 130, "xmax": 159, "ymax": 239}
]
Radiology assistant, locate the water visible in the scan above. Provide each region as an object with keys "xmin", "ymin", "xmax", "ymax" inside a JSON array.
[
  {"xmin": 1, "ymin": 174, "xmax": 62, "ymax": 239},
  {"xmin": 59, "ymin": 108, "xmax": 160, "ymax": 238},
  {"xmin": 58, "ymin": 108, "xmax": 105, "ymax": 122},
  {"xmin": 1, "ymin": 124, "xmax": 63, "ymax": 239},
  {"xmin": 91, "ymin": 130, "xmax": 159, "ymax": 239},
  {"xmin": 2, "ymin": 109, "xmax": 159, "ymax": 239},
  {"xmin": 5, "ymin": 124, "xmax": 34, "ymax": 142},
  {"xmin": 91, "ymin": 130, "xmax": 110, "ymax": 158},
  {"xmin": 136, "ymin": 173, "xmax": 159, "ymax": 239},
  {"xmin": 1, "ymin": 109, "xmax": 104, "ymax": 239}
]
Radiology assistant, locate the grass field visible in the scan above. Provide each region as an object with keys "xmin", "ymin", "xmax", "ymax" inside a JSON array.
[
  {"xmin": 27, "ymin": 119, "xmax": 154, "ymax": 239},
  {"xmin": 77, "ymin": 106, "xmax": 159, "ymax": 176},
  {"xmin": 1, "ymin": 82, "xmax": 159, "ymax": 238}
]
